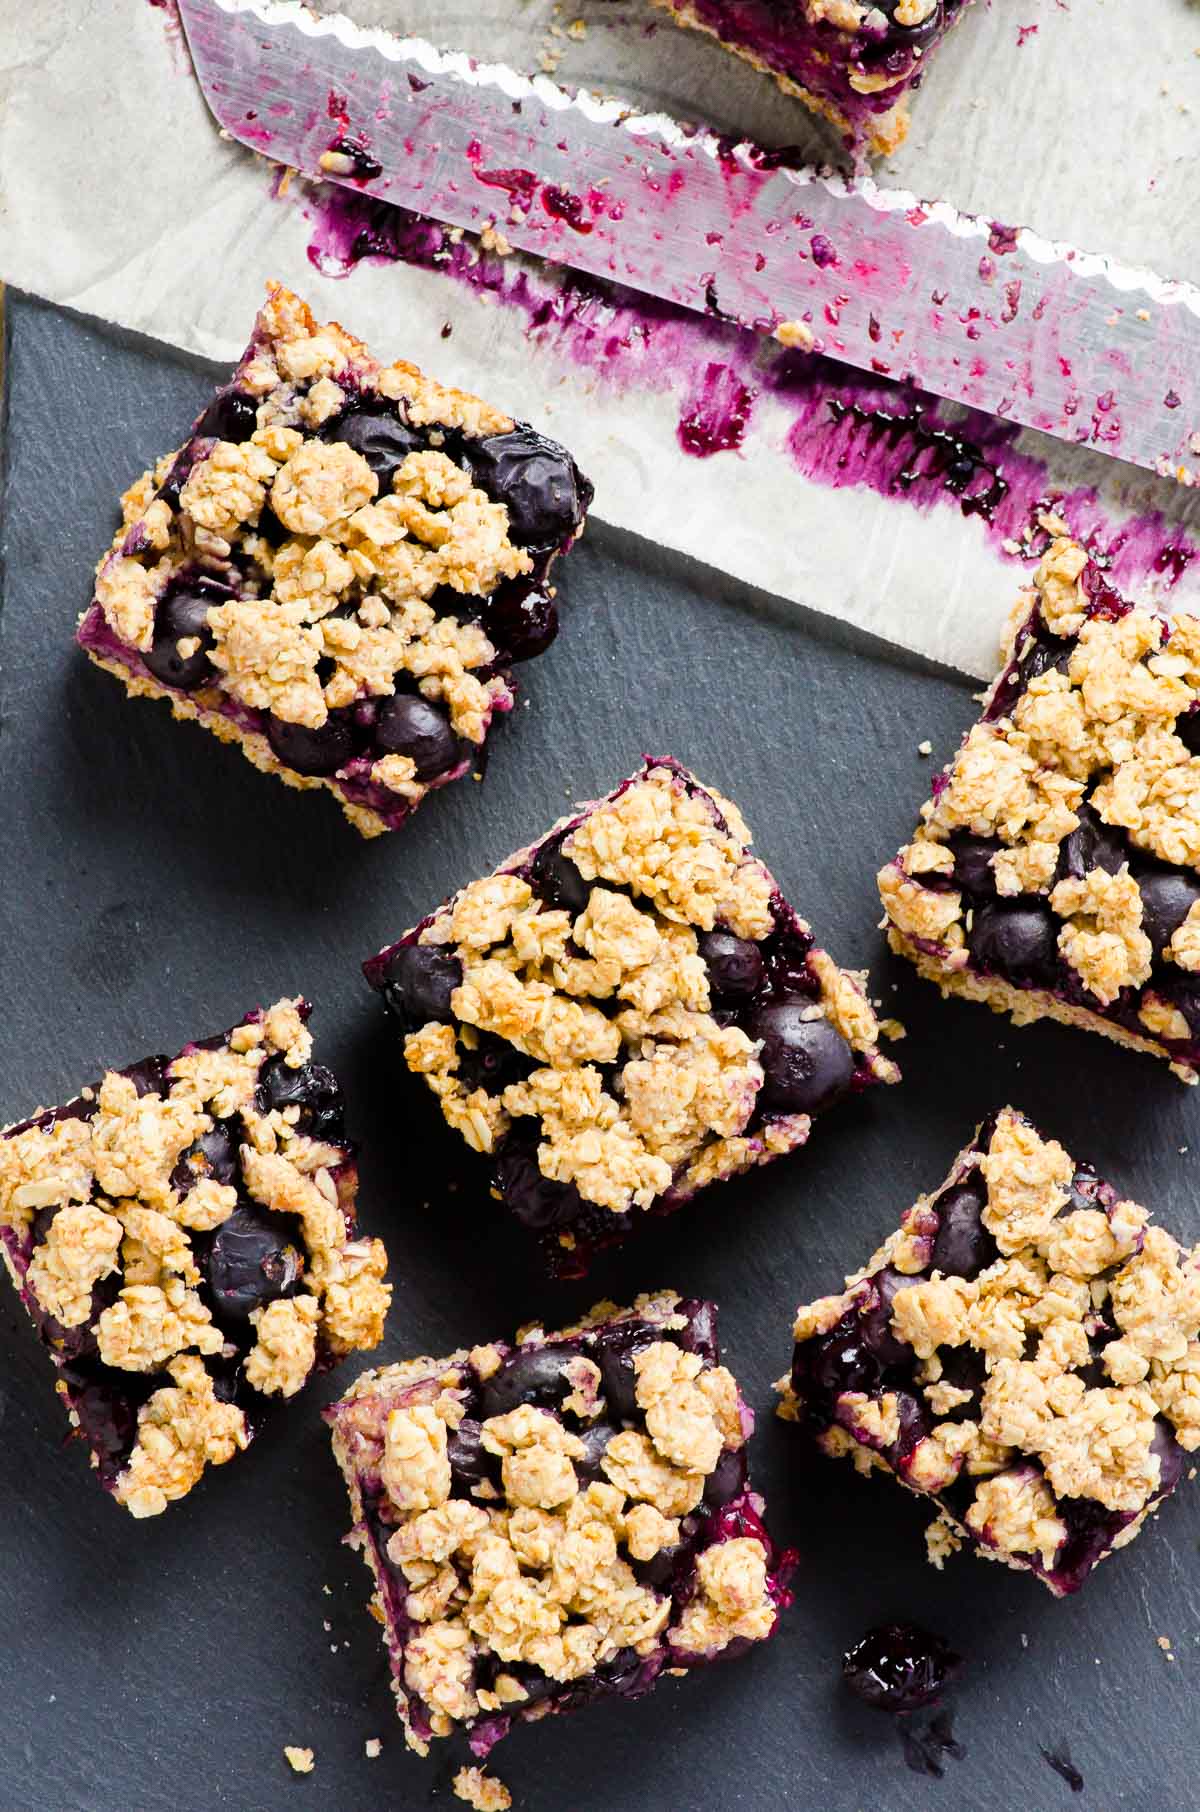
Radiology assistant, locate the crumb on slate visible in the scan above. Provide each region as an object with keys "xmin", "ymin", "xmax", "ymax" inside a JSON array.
[
  {"xmin": 454, "ymin": 1765, "xmax": 513, "ymax": 1810},
  {"xmin": 365, "ymin": 1737, "xmax": 382, "ymax": 1759},
  {"xmin": 284, "ymin": 1746, "xmax": 314, "ymax": 1774},
  {"xmin": 917, "ymin": 739, "xmax": 932, "ymax": 756}
]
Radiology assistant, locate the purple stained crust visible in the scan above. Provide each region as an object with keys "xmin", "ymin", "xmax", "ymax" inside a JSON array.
[
  {"xmin": 0, "ymin": 1002, "xmax": 370, "ymax": 1510},
  {"xmin": 364, "ymin": 757, "xmax": 898, "ymax": 1276},
  {"xmin": 782, "ymin": 1110, "xmax": 1195, "ymax": 1597},
  {"xmin": 653, "ymin": 0, "xmax": 975, "ymax": 156},
  {"xmin": 324, "ymin": 1294, "xmax": 795, "ymax": 1758},
  {"xmin": 77, "ymin": 285, "xmax": 592, "ymax": 838}
]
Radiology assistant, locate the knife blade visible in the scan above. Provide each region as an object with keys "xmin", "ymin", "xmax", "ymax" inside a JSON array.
[{"xmin": 178, "ymin": 0, "xmax": 1200, "ymax": 485}]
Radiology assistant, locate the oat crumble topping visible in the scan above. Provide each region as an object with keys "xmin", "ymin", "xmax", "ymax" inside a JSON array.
[
  {"xmin": 781, "ymin": 1108, "xmax": 1200, "ymax": 1594},
  {"xmin": 0, "ymin": 999, "xmax": 391, "ymax": 1515}
]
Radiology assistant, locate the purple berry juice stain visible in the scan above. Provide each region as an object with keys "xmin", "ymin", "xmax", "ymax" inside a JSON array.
[
  {"xmin": 1040, "ymin": 1746, "xmax": 1084, "ymax": 1793},
  {"xmin": 677, "ymin": 364, "xmax": 758, "ymax": 458}
]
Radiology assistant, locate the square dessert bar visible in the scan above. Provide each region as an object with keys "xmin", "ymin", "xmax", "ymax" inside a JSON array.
[
  {"xmin": 78, "ymin": 282, "xmax": 591, "ymax": 838},
  {"xmin": 364, "ymin": 757, "xmax": 899, "ymax": 1276},
  {"xmin": 880, "ymin": 533, "xmax": 1200, "ymax": 1082},
  {"xmin": 651, "ymin": 0, "xmax": 976, "ymax": 157},
  {"xmin": 0, "ymin": 999, "xmax": 391, "ymax": 1516},
  {"xmin": 326, "ymin": 1291, "xmax": 793, "ymax": 1760},
  {"xmin": 780, "ymin": 1108, "xmax": 1200, "ymax": 1595}
]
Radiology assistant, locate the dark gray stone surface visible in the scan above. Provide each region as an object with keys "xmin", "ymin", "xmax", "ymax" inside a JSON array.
[{"xmin": 1, "ymin": 289, "xmax": 1197, "ymax": 1811}]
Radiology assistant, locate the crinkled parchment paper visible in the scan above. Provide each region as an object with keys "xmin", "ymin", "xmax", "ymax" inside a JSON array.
[{"xmin": 2, "ymin": 0, "xmax": 1199, "ymax": 675}]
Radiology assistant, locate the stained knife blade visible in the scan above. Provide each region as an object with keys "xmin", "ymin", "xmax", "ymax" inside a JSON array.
[{"xmin": 178, "ymin": 0, "xmax": 1200, "ymax": 485}]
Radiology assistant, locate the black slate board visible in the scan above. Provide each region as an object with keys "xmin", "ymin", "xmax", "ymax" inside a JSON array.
[{"xmin": 2, "ymin": 289, "xmax": 1197, "ymax": 1812}]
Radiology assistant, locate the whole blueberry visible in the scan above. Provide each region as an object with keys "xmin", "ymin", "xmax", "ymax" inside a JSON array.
[
  {"xmin": 1138, "ymin": 869, "xmax": 1200, "ymax": 957},
  {"xmin": 205, "ymin": 1205, "xmax": 305, "ymax": 1321},
  {"xmin": 527, "ymin": 838, "xmax": 590, "ymax": 914},
  {"xmin": 703, "ymin": 1444, "xmax": 748, "ymax": 1507},
  {"xmin": 66, "ymin": 1377, "xmax": 139, "ymax": 1482},
  {"xmin": 930, "ymin": 1179, "xmax": 997, "ymax": 1280},
  {"xmin": 483, "ymin": 582, "xmax": 559, "ymax": 662},
  {"xmin": 592, "ymin": 1331, "xmax": 657, "ymax": 1423},
  {"xmin": 381, "ymin": 942, "xmax": 462, "ymax": 1028},
  {"xmin": 256, "ymin": 1053, "xmax": 345, "ymax": 1140},
  {"xmin": 375, "ymin": 694, "xmax": 464, "ymax": 781},
  {"xmin": 1176, "ymin": 707, "xmax": 1200, "ymax": 757},
  {"xmin": 462, "ymin": 426, "xmax": 590, "ymax": 549},
  {"xmin": 948, "ymin": 834, "xmax": 1000, "ymax": 899},
  {"xmin": 196, "ymin": 387, "xmax": 259, "ymax": 443},
  {"xmin": 457, "ymin": 1032, "xmax": 529, "ymax": 1095},
  {"xmin": 843, "ymin": 1623, "xmax": 960, "ymax": 1714},
  {"xmin": 1153, "ymin": 977, "xmax": 1200, "ymax": 1038},
  {"xmin": 496, "ymin": 1140, "xmax": 581, "ymax": 1230},
  {"xmin": 320, "ymin": 402, "xmax": 423, "ymax": 485},
  {"xmin": 967, "ymin": 901, "xmax": 1059, "ymax": 986},
  {"xmin": 266, "ymin": 711, "xmax": 357, "ymax": 777},
  {"xmin": 478, "ymin": 1346, "xmax": 574, "ymax": 1419},
  {"xmin": 446, "ymin": 1419, "xmax": 498, "ymax": 1494},
  {"xmin": 1056, "ymin": 802, "xmax": 1127, "ymax": 882},
  {"xmin": 143, "ymin": 587, "xmax": 219, "ymax": 691},
  {"xmin": 750, "ymin": 1004, "xmax": 855, "ymax": 1114},
  {"xmin": 808, "ymin": 1326, "xmax": 882, "ymax": 1398},
  {"xmin": 573, "ymin": 1420, "xmax": 619, "ymax": 1482},
  {"xmin": 170, "ymin": 1122, "xmax": 240, "ymax": 1196},
  {"xmin": 857, "ymin": 1268, "xmax": 913, "ymax": 1365},
  {"xmin": 699, "ymin": 930, "xmax": 765, "ymax": 1002}
]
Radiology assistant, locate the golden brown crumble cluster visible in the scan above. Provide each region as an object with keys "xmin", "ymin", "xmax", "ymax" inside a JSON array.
[
  {"xmin": 781, "ymin": 1110, "xmax": 1200, "ymax": 1584},
  {"xmin": 93, "ymin": 286, "xmax": 525, "ymax": 753},
  {"xmin": 405, "ymin": 766, "xmax": 891, "ymax": 1220},
  {"xmin": 329, "ymin": 1294, "xmax": 777, "ymax": 1753},
  {"xmin": 880, "ymin": 534, "xmax": 1200, "ymax": 1071},
  {"xmin": 0, "ymin": 999, "xmax": 390, "ymax": 1517}
]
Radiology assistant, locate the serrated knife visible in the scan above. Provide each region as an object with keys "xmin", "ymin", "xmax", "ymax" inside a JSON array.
[{"xmin": 177, "ymin": 0, "xmax": 1200, "ymax": 484}]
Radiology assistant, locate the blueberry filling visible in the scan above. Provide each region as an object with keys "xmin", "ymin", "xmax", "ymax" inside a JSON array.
[
  {"xmin": 196, "ymin": 386, "xmax": 259, "ymax": 444},
  {"xmin": 170, "ymin": 1121, "xmax": 240, "ymax": 1195},
  {"xmin": 204, "ymin": 1204, "xmax": 305, "ymax": 1322},
  {"xmin": 482, "ymin": 581, "xmax": 559, "ymax": 662},
  {"xmin": 319, "ymin": 400, "xmax": 424, "ymax": 485},
  {"xmin": 699, "ymin": 930, "xmax": 766, "ymax": 1001},
  {"xmin": 967, "ymin": 900, "xmax": 1059, "ymax": 987},
  {"xmin": 496, "ymin": 1139, "xmax": 583, "ymax": 1231},
  {"xmin": 929, "ymin": 1178, "xmax": 997, "ymax": 1280},
  {"xmin": 750, "ymin": 1002, "xmax": 855, "ymax": 1113},
  {"xmin": 375, "ymin": 693, "xmax": 465, "ymax": 781},
  {"xmin": 379, "ymin": 942, "xmax": 463, "ymax": 1029},
  {"xmin": 462, "ymin": 426, "xmax": 592, "ymax": 551},
  {"xmin": 948, "ymin": 833, "xmax": 1001, "ymax": 898},
  {"xmin": 842, "ymin": 1622, "xmax": 960, "ymax": 1713},
  {"xmin": 478, "ymin": 1346, "xmax": 577, "ymax": 1419},
  {"xmin": 256, "ymin": 1053, "xmax": 346, "ymax": 1140},
  {"xmin": 526, "ymin": 838, "xmax": 591, "ymax": 915},
  {"xmin": 143, "ymin": 579, "xmax": 228, "ymax": 691},
  {"xmin": 446, "ymin": 1419, "xmax": 501, "ymax": 1495},
  {"xmin": 1137, "ymin": 866, "xmax": 1200, "ymax": 958},
  {"xmin": 266, "ymin": 710, "xmax": 357, "ymax": 777},
  {"xmin": 1054, "ymin": 802, "xmax": 1127, "ymax": 884}
]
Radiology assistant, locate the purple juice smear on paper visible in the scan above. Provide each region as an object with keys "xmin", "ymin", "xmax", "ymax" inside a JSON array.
[{"xmin": 297, "ymin": 184, "xmax": 1200, "ymax": 597}]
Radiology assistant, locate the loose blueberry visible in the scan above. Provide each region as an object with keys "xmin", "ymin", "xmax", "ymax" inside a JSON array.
[
  {"xmin": 967, "ymin": 901, "xmax": 1059, "ymax": 986},
  {"xmin": 143, "ymin": 586, "xmax": 221, "ymax": 691},
  {"xmin": 320, "ymin": 402, "xmax": 423, "ymax": 485},
  {"xmin": 381, "ymin": 943, "xmax": 462, "ymax": 1028},
  {"xmin": 266, "ymin": 711, "xmax": 357, "ymax": 777},
  {"xmin": 948, "ymin": 834, "xmax": 1000, "ymax": 899},
  {"xmin": 703, "ymin": 1444, "xmax": 748, "ymax": 1507},
  {"xmin": 196, "ymin": 387, "xmax": 259, "ymax": 443},
  {"xmin": 170, "ymin": 1121, "xmax": 240, "ymax": 1196},
  {"xmin": 930, "ymin": 1179, "xmax": 997, "ymax": 1280},
  {"xmin": 483, "ymin": 581, "xmax": 559, "ymax": 662},
  {"xmin": 462, "ymin": 426, "xmax": 590, "ymax": 549},
  {"xmin": 479, "ymin": 1347, "xmax": 575, "ymax": 1419},
  {"xmin": 375, "ymin": 694, "xmax": 464, "ymax": 782},
  {"xmin": 205, "ymin": 1205, "xmax": 305, "ymax": 1321},
  {"xmin": 750, "ymin": 1004, "xmax": 855, "ymax": 1114},
  {"xmin": 256, "ymin": 1053, "xmax": 345, "ymax": 1141},
  {"xmin": 1056, "ymin": 802, "xmax": 1127, "ymax": 882},
  {"xmin": 496, "ymin": 1140, "xmax": 581, "ymax": 1230},
  {"xmin": 527, "ymin": 838, "xmax": 590, "ymax": 914},
  {"xmin": 843, "ymin": 1623, "xmax": 960, "ymax": 1714},
  {"xmin": 699, "ymin": 930, "xmax": 765, "ymax": 1002},
  {"xmin": 1138, "ymin": 868, "xmax": 1200, "ymax": 957}
]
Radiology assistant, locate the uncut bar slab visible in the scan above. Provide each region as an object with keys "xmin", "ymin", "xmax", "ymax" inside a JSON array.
[
  {"xmin": 365, "ymin": 756, "xmax": 899, "ymax": 1276},
  {"xmin": 0, "ymin": 999, "xmax": 390, "ymax": 1516},
  {"xmin": 78, "ymin": 283, "xmax": 591, "ymax": 838},
  {"xmin": 651, "ymin": 0, "xmax": 976, "ymax": 157},
  {"xmin": 780, "ymin": 1108, "xmax": 1200, "ymax": 1595},
  {"xmin": 326, "ymin": 1291, "xmax": 793, "ymax": 1760},
  {"xmin": 879, "ymin": 531, "xmax": 1200, "ymax": 1082}
]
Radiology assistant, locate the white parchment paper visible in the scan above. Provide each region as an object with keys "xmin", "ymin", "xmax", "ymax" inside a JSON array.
[{"xmin": 2, "ymin": 0, "xmax": 1200, "ymax": 676}]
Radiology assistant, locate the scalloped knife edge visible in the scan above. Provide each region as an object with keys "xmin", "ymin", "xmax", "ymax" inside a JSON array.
[{"xmin": 177, "ymin": 0, "xmax": 1200, "ymax": 485}]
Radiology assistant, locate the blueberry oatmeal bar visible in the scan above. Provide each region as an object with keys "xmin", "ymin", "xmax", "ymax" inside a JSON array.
[
  {"xmin": 364, "ymin": 757, "xmax": 899, "ymax": 1276},
  {"xmin": 879, "ymin": 533, "xmax": 1200, "ymax": 1081},
  {"xmin": 78, "ymin": 283, "xmax": 591, "ymax": 838},
  {"xmin": 650, "ymin": 0, "xmax": 976, "ymax": 157},
  {"xmin": 325, "ymin": 1291, "xmax": 794, "ymax": 1762},
  {"xmin": 0, "ymin": 999, "xmax": 391, "ymax": 1516},
  {"xmin": 780, "ymin": 1108, "xmax": 1200, "ymax": 1595}
]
